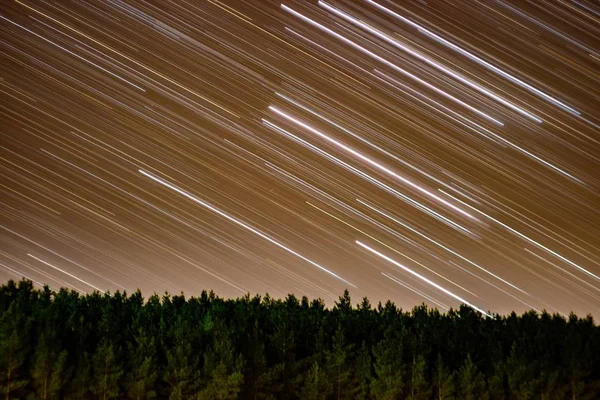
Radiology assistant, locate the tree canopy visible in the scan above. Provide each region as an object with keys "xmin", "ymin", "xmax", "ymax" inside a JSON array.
[{"xmin": 0, "ymin": 280, "xmax": 598, "ymax": 399}]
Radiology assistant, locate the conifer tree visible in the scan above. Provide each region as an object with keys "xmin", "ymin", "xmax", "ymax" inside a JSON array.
[
  {"xmin": 92, "ymin": 341, "xmax": 124, "ymax": 400},
  {"xmin": 371, "ymin": 327, "xmax": 404, "ymax": 400},
  {"xmin": 433, "ymin": 354, "xmax": 455, "ymax": 400},
  {"xmin": 537, "ymin": 370, "xmax": 566, "ymax": 400},
  {"xmin": 0, "ymin": 303, "xmax": 30, "ymax": 400},
  {"xmin": 325, "ymin": 326, "xmax": 356, "ymax": 400},
  {"xmin": 125, "ymin": 328, "xmax": 157, "ymax": 400},
  {"xmin": 241, "ymin": 320, "xmax": 270, "ymax": 399},
  {"xmin": 163, "ymin": 319, "xmax": 200, "ymax": 400},
  {"xmin": 299, "ymin": 362, "xmax": 332, "ymax": 400},
  {"xmin": 30, "ymin": 332, "xmax": 69, "ymax": 400},
  {"xmin": 198, "ymin": 324, "xmax": 244, "ymax": 400},
  {"xmin": 67, "ymin": 352, "xmax": 92, "ymax": 400},
  {"xmin": 354, "ymin": 341, "xmax": 372, "ymax": 400},
  {"xmin": 407, "ymin": 354, "xmax": 431, "ymax": 400},
  {"xmin": 487, "ymin": 361, "xmax": 507, "ymax": 400},
  {"xmin": 506, "ymin": 343, "xmax": 537, "ymax": 400},
  {"xmin": 267, "ymin": 315, "xmax": 299, "ymax": 399},
  {"xmin": 457, "ymin": 354, "xmax": 488, "ymax": 400},
  {"xmin": 0, "ymin": 280, "xmax": 599, "ymax": 400},
  {"xmin": 566, "ymin": 363, "xmax": 600, "ymax": 400}
]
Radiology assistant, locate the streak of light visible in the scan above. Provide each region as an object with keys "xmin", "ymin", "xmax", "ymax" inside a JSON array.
[
  {"xmin": 269, "ymin": 106, "xmax": 476, "ymax": 221},
  {"xmin": 281, "ymin": 4, "xmax": 505, "ymax": 126},
  {"xmin": 319, "ymin": 1, "xmax": 542, "ymax": 123},
  {"xmin": 275, "ymin": 91, "xmax": 455, "ymax": 191},
  {"xmin": 0, "ymin": 261, "xmax": 45, "ymax": 288},
  {"xmin": 523, "ymin": 248, "xmax": 600, "ymax": 295},
  {"xmin": 365, "ymin": 0, "xmax": 580, "ymax": 115},
  {"xmin": 12, "ymin": 0, "xmax": 239, "ymax": 117},
  {"xmin": 356, "ymin": 199, "xmax": 528, "ymax": 295},
  {"xmin": 262, "ymin": 119, "xmax": 473, "ymax": 235},
  {"xmin": 305, "ymin": 201, "xmax": 480, "ymax": 298},
  {"xmin": 139, "ymin": 170, "xmax": 356, "ymax": 288},
  {"xmin": 0, "ymin": 15, "xmax": 145, "ymax": 92},
  {"xmin": 442, "ymin": 191, "xmax": 600, "ymax": 282},
  {"xmin": 357, "ymin": 241, "xmax": 490, "ymax": 316},
  {"xmin": 0, "ymin": 224, "xmax": 127, "ymax": 290},
  {"xmin": 382, "ymin": 272, "xmax": 450, "ymax": 311},
  {"xmin": 27, "ymin": 253, "xmax": 105, "ymax": 293},
  {"xmin": 375, "ymin": 70, "xmax": 582, "ymax": 183}
]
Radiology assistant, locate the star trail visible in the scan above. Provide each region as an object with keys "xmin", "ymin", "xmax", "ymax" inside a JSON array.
[{"xmin": 1, "ymin": 0, "xmax": 599, "ymax": 317}]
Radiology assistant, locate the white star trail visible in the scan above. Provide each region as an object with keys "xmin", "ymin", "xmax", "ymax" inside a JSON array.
[
  {"xmin": 139, "ymin": 169, "xmax": 355, "ymax": 288},
  {"xmin": 1, "ymin": 0, "xmax": 599, "ymax": 316}
]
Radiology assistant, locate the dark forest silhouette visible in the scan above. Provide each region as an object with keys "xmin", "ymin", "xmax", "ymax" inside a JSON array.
[{"xmin": 1, "ymin": 279, "xmax": 599, "ymax": 399}]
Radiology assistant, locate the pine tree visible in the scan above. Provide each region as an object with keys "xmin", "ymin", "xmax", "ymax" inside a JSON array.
[
  {"xmin": 163, "ymin": 318, "xmax": 200, "ymax": 400},
  {"xmin": 566, "ymin": 364, "xmax": 600, "ymax": 400},
  {"xmin": 487, "ymin": 361, "xmax": 506, "ymax": 400},
  {"xmin": 266, "ymin": 316, "xmax": 299, "ymax": 399},
  {"xmin": 325, "ymin": 326, "xmax": 356, "ymax": 400},
  {"xmin": 538, "ymin": 370, "xmax": 567, "ymax": 400},
  {"xmin": 299, "ymin": 362, "xmax": 332, "ymax": 400},
  {"xmin": 198, "ymin": 326, "xmax": 244, "ymax": 400},
  {"xmin": 506, "ymin": 343, "xmax": 537, "ymax": 400},
  {"xmin": 433, "ymin": 354, "xmax": 455, "ymax": 400},
  {"xmin": 241, "ymin": 320, "xmax": 270, "ymax": 399},
  {"xmin": 371, "ymin": 327, "xmax": 404, "ymax": 400},
  {"xmin": 354, "ymin": 342, "xmax": 372, "ymax": 400},
  {"xmin": 407, "ymin": 354, "xmax": 431, "ymax": 400},
  {"xmin": 457, "ymin": 354, "xmax": 488, "ymax": 400},
  {"xmin": 1, "ymin": 281, "xmax": 600, "ymax": 400},
  {"xmin": 30, "ymin": 332, "xmax": 69, "ymax": 400},
  {"xmin": 91, "ymin": 341, "xmax": 124, "ymax": 400},
  {"xmin": 67, "ymin": 352, "xmax": 92, "ymax": 400},
  {"xmin": 125, "ymin": 328, "xmax": 157, "ymax": 400},
  {"xmin": 0, "ymin": 303, "xmax": 30, "ymax": 400}
]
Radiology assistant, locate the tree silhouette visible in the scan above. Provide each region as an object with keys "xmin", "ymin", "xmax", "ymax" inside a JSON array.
[
  {"xmin": 0, "ymin": 279, "xmax": 599, "ymax": 400},
  {"xmin": 91, "ymin": 341, "xmax": 123, "ymax": 400},
  {"xmin": 457, "ymin": 354, "xmax": 488, "ymax": 400},
  {"xmin": 371, "ymin": 327, "xmax": 404, "ymax": 400},
  {"xmin": 299, "ymin": 362, "xmax": 332, "ymax": 400}
]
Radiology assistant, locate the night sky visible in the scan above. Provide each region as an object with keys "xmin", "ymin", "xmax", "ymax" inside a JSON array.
[{"xmin": 1, "ymin": 0, "xmax": 599, "ymax": 317}]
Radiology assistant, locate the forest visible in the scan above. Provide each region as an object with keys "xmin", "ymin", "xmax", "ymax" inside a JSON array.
[{"xmin": 0, "ymin": 279, "xmax": 599, "ymax": 400}]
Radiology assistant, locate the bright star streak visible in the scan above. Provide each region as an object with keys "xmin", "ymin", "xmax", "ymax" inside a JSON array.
[
  {"xmin": 27, "ymin": 253, "xmax": 105, "ymax": 293},
  {"xmin": 356, "ymin": 198, "xmax": 529, "ymax": 295},
  {"xmin": 319, "ymin": 1, "xmax": 542, "ymax": 123},
  {"xmin": 269, "ymin": 106, "xmax": 476, "ymax": 221},
  {"xmin": 262, "ymin": 119, "xmax": 473, "ymax": 235},
  {"xmin": 0, "ymin": 15, "xmax": 145, "ymax": 92},
  {"xmin": 365, "ymin": 0, "xmax": 580, "ymax": 115},
  {"xmin": 139, "ymin": 169, "xmax": 355, "ymax": 288},
  {"xmin": 275, "ymin": 91, "xmax": 456, "ymax": 191},
  {"xmin": 382, "ymin": 272, "xmax": 450, "ymax": 310},
  {"xmin": 442, "ymin": 191, "xmax": 600, "ymax": 283},
  {"xmin": 281, "ymin": 4, "xmax": 505, "ymax": 126},
  {"xmin": 357, "ymin": 241, "xmax": 490, "ymax": 315},
  {"xmin": 374, "ymin": 71, "xmax": 581, "ymax": 183}
]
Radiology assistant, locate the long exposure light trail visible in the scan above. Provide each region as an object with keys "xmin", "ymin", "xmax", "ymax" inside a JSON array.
[
  {"xmin": 269, "ymin": 106, "xmax": 476, "ymax": 221},
  {"xmin": 319, "ymin": 1, "xmax": 542, "ymax": 123},
  {"xmin": 139, "ymin": 169, "xmax": 355, "ymax": 288},
  {"xmin": 442, "ymin": 191, "xmax": 600, "ymax": 283},
  {"xmin": 365, "ymin": 0, "xmax": 580, "ymax": 115},
  {"xmin": 1, "ymin": 0, "xmax": 599, "ymax": 316},
  {"xmin": 357, "ymin": 241, "xmax": 490, "ymax": 316},
  {"xmin": 262, "ymin": 119, "xmax": 473, "ymax": 235},
  {"xmin": 281, "ymin": 4, "xmax": 505, "ymax": 126},
  {"xmin": 356, "ymin": 199, "xmax": 528, "ymax": 295}
]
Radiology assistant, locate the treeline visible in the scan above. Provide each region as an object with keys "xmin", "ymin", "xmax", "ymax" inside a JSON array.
[{"xmin": 0, "ymin": 280, "xmax": 599, "ymax": 400}]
